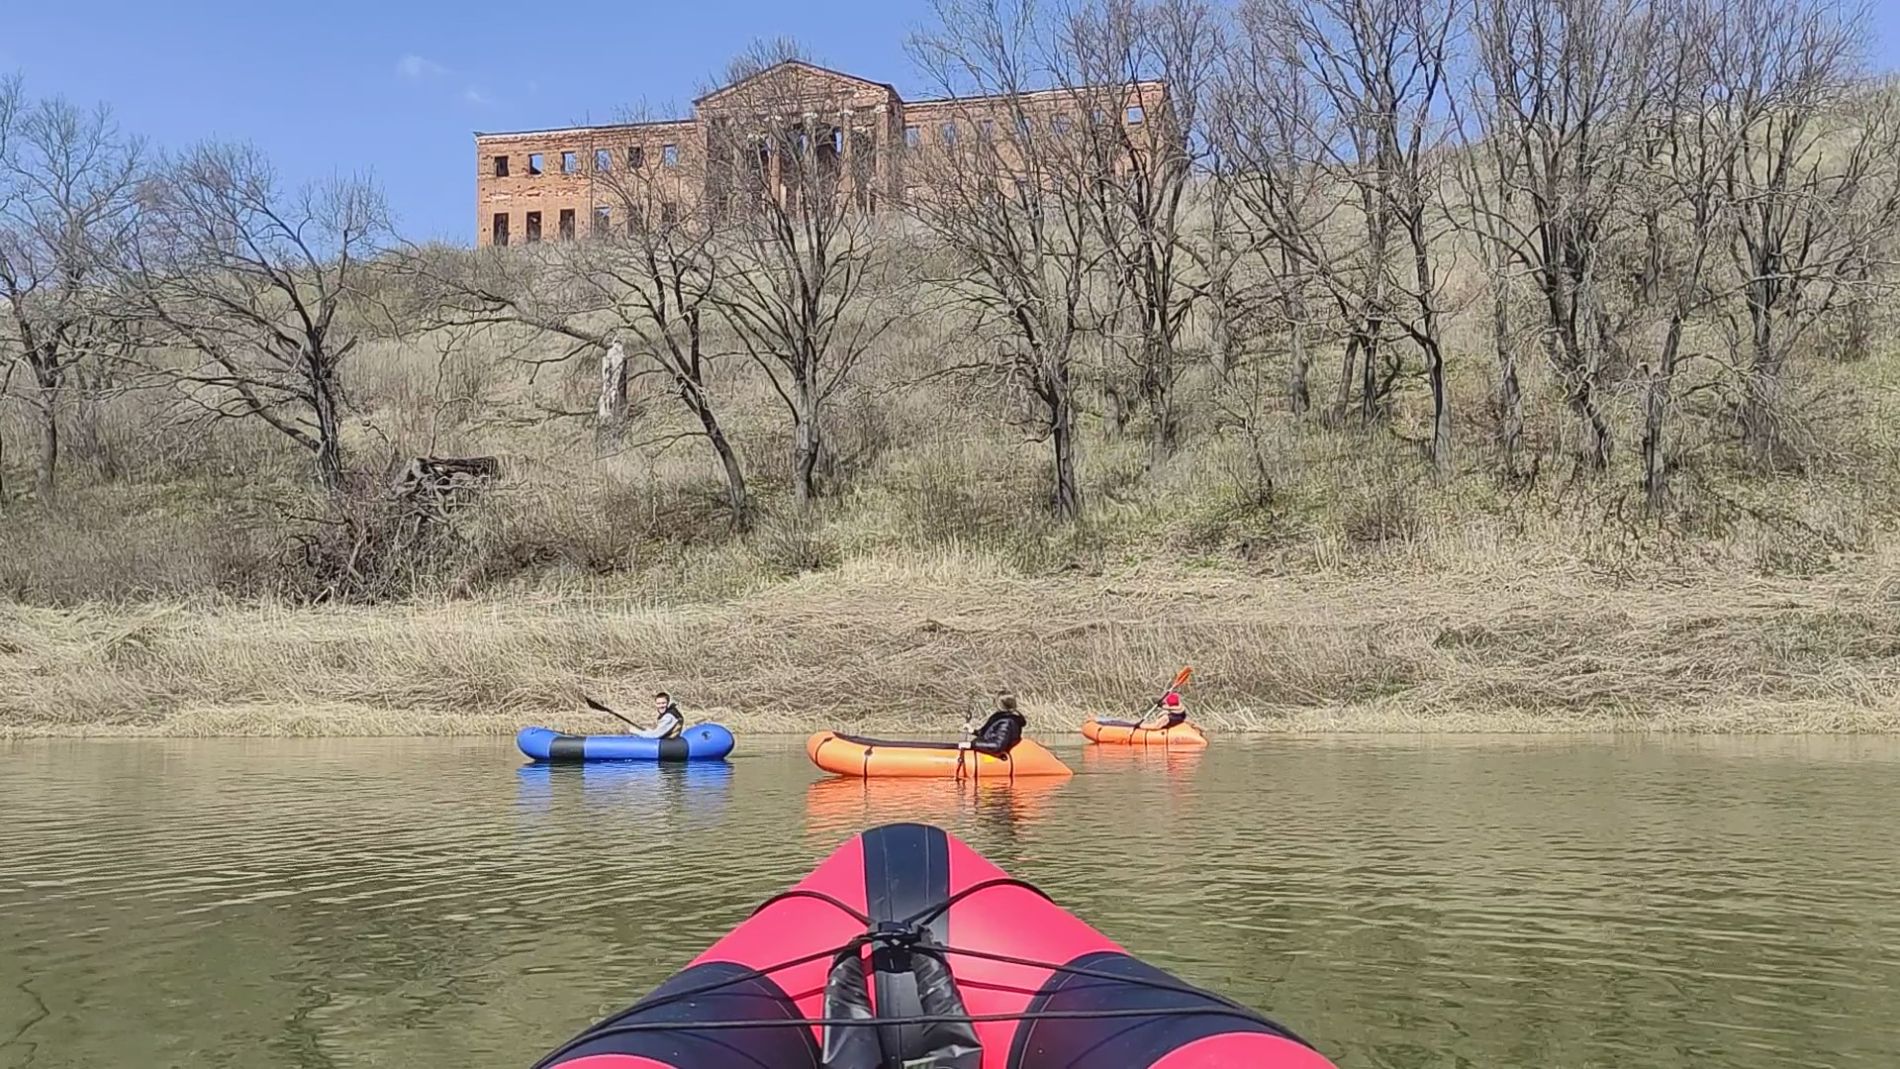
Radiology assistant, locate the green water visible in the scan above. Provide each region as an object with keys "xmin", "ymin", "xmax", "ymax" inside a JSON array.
[{"xmin": 1, "ymin": 735, "xmax": 1896, "ymax": 1068}]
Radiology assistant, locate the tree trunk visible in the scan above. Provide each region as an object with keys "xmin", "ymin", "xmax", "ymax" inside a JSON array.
[
  {"xmin": 1209, "ymin": 258, "xmax": 1238, "ymax": 378},
  {"xmin": 1359, "ymin": 322, "xmax": 1381, "ymax": 422},
  {"xmin": 1741, "ymin": 304, "xmax": 1781, "ymax": 468},
  {"xmin": 1144, "ymin": 338, "xmax": 1176, "ymax": 469},
  {"xmin": 1051, "ymin": 396, "xmax": 1081, "ymax": 520},
  {"xmin": 1046, "ymin": 360, "xmax": 1081, "ymax": 521},
  {"xmin": 33, "ymin": 371, "xmax": 59, "ymax": 503},
  {"xmin": 693, "ymin": 402, "xmax": 749, "ymax": 530},
  {"xmin": 1844, "ymin": 261, "xmax": 1871, "ymax": 363},
  {"xmin": 1494, "ymin": 288, "xmax": 1522, "ymax": 477},
  {"xmin": 791, "ymin": 372, "xmax": 821, "ymax": 504},
  {"xmin": 597, "ymin": 340, "xmax": 630, "ymax": 443},
  {"xmin": 1740, "ymin": 376, "xmax": 1780, "ymax": 469},
  {"xmin": 1286, "ymin": 267, "xmax": 1310, "ymax": 416},
  {"xmin": 1288, "ymin": 322, "xmax": 1310, "ymax": 417},
  {"xmin": 1335, "ymin": 334, "xmax": 1361, "ymax": 422},
  {"xmin": 1546, "ymin": 328, "xmax": 1610, "ymax": 472},
  {"xmin": 1409, "ymin": 212, "xmax": 1448, "ymax": 475},
  {"xmin": 311, "ymin": 361, "xmax": 344, "ymax": 491},
  {"xmin": 1639, "ymin": 325, "xmax": 1685, "ymax": 518},
  {"xmin": 1425, "ymin": 337, "xmax": 1450, "ymax": 477},
  {"xmin": 1641, "ymin": 369, "xmax": 1667, "ymax": 513},
  {"xmin": 1579, "ymin": 383, "xmax": 1612, "ymax": 472},
  {"xmin": 1105, "ymin": 384, "xmax": 1131, "ymax": 436}
]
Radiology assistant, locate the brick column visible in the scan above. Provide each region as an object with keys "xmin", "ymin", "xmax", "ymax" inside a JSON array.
[
  {"xmin": 768, "ymin": 120, "xmax": 783, "ymax": 208},
  {"xmin": 839, "ymin": 108, "xmax": 855, "ymax": 208},
  {"xmin": 873, "ymin": 103, "xmax": 890, "ymax": 206}
]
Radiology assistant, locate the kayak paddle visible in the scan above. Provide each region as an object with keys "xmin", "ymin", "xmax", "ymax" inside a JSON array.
[
  {"xmin": 582, "ymin": 694, "xmax": 641, "ymax": 730},
  {"xmin": 1139, "ymin": 666, "xmax": 1192, "ymax": 725}
]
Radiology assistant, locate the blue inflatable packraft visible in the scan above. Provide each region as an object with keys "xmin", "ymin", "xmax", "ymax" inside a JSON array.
[{"xmin": 516, "ymin": 723, "xmax": 735, "ymax": 762}]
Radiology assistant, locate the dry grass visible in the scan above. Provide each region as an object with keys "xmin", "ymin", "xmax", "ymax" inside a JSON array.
[
  {"xmin": 6, "ymin": 544, "xmax": 1899, "ymax": 737},
  {"xmin": 4, "ymin": 252, "xmax": 1900, "ymax": 735}
]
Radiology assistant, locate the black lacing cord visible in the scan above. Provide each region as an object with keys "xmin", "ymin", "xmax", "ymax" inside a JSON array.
[
  {"xmin": 547, "ymin": 1003, "xmax": 1275, "ymax": 1040},
  {"xmin": 536, "ymin": 885, "xmax": 877, "ymax": 1063},
  {"xmin": 932, "ymin": 943, "xmax": 1314, "ymax": 1048},
  {"xmin": 743, "ymin": 877, "xmax": 1052, "ymax": 932},
  {"xmin": 530, "ymin": 939, "xmax": 866, "ymax": 1068},
  {"xmin": 748, "ymin": 888, "xmax": 872, "ymax": 924},
  {"xmin": 749, "ymin": 878, "xmax": 1258, "ymax": 1024},
  {"xmin": 536, "ymin": 878, "xmax": 1313, "ymax": 1065},
  {"xmin": 897, "ymin": 876, "xmax": 1053, "ymax": 930}
]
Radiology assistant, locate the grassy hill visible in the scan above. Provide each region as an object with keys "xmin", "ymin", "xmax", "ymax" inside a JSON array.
[{"xmin": 4, "ymin": 268, "xmax": 1899, "ymax": 736}]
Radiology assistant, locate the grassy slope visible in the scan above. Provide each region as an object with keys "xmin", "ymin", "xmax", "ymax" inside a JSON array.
[
  {"xmin": 3, "ymin": 274, "xmax": 1899, "ymax": 735},
  {"xmin": 6, "ymin": 544, "xmax": 1899, "ymax": 736}
]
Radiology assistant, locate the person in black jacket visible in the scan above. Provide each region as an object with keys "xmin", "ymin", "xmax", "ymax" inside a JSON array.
[{"xmin": 964, "ymin": 693, "xmax": 1027, "ymax": 756}]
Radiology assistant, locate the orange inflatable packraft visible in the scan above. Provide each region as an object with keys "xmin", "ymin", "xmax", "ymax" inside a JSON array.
[
  {"xmin": 806, "ymin": 731, "xmax": 1073, "ymax": 778},
  {"xmin": 1080, "ymin": 718, "xmax": 1209, "ymax": 748}
]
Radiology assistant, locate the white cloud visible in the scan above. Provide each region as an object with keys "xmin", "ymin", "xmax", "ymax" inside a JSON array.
[
  {"xmin": 396, "ymin": 54, "xmax": 448, "ymax": 81},
  {"xmin": 462, "ymin": 86, "xmax": 493, "ymax": 106}
]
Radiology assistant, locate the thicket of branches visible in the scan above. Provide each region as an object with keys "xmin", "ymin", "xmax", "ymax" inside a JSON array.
[{"xmin": 4, "ymin": 0, "xmax": 1898, "ymax": 564}]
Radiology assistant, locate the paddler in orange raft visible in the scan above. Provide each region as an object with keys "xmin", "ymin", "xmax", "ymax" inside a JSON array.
[
  {"xmin": 1083, "ymin": 666, "xmax": 1209, "ymax": 747},
  {"xmin": 806, "ymin": 692, "xmax": 1072, "ymax": 778}
]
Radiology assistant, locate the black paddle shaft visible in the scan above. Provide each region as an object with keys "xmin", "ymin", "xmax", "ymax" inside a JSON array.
[{"xmin": 582, "ymin": 695, "xmax": 640, "ymax": 729}]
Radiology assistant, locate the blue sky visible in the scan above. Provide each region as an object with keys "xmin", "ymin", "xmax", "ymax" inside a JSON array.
[{"xmin": 5, "ymin": 0, "xmax": 1898, "ymax": 244}]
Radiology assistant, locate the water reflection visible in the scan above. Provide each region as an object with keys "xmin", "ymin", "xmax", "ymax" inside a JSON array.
[
  {"xmin": 515, "ymin": 761, "xmax": 734, "ymax": 824},
  {"xmin": 3, "ymin": 735, "xmax": 1898, "ymax": 1069},
  {"xmin": 802, "ymin": 775, "xmax": 1066, "ymax": 843},
  {"xmin": 1078, "ymin": 743, "xmax": 1206, "ymax": 776}
]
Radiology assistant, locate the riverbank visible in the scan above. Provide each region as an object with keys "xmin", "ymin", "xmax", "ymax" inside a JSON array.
[{"xmin": 6, "ymin": 549, "xmax": 1898, "ymax": 737}]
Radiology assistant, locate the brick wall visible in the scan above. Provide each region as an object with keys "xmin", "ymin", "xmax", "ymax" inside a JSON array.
[
  {"xmin": 475, "ymin": 120, "xmax": 698, "ymax": 247},
  {"xmin": 471, "ymin": 62, "xmax": 1171, "ymax": 245}
]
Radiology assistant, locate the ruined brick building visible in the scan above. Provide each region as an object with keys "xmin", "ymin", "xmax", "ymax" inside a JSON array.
[{"xmin": 473, "ymin": 60, "xmax": 1167, "ymax": 246}]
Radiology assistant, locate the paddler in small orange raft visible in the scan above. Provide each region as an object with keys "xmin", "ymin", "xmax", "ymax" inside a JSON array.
[
  {"xmin": 807, "ymin": 692, "xmax": 1072, "ymax": 778},
  {"xmin": 1083, "ymin": 670, "xmax": 1209, "ymax": 747}
]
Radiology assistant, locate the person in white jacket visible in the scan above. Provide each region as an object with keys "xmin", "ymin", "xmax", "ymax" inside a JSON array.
[{"xmin": 631, "ymin": 692, "xmax": 685, "ymax": 739}]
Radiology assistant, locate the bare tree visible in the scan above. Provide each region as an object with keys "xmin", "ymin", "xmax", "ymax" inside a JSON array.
[
  {"xmin": 1060, "ymin": 0, "xmax": 1220, "ymax": 466},
  {"xmin": 702, "ymin": 42, "xmax": 900, "ymax": 504},
  {"xmin": 1238, "ymin": 0, "xmax": 1458, "ymax": 472},
  {"xmin": 1447, "ymin": 105, "xmax": 1528, "ymax": 477},
  {"xmin": 908, "ymin": 0, "xmax": 1123, "ymax": 519},
  {"xmin": 1708, "ymin": 0, "xmax": 1900, "ymax": 467},
  {"xmin": 422, "ymin": 126, "xmax": 752, "ymax": 528},
  {"xmin": 0, "ymin": 80, "xmax": 16, "ymax": 506},
  {"xmin": 1628, "ymin": 0, "xmax": 1737, "ymax": 511},
  {"xmin": 1462, "ymin": 0, "xmax": 1662, "ymax": 475},
  {"xmin": 0, "ymin": 78, "xmax": 145, "ymax": 501},
  {"xmin": 1213, "ymin": 14, "xmax": 1341, "ymax": 420},
  {"xmin": 129, "ymin": 143, "xmax": 386, "ymax": 490}
]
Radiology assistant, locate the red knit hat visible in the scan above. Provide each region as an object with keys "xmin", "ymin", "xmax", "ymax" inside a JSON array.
[{"xmin": 1163, "ymin": 692, "xmax": 1182, "ymax": 707}]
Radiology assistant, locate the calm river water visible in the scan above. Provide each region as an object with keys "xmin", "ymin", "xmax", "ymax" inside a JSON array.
[{"xmin": 1, "ymin": 735, "xmax": 1896, "ymax": 1068}]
